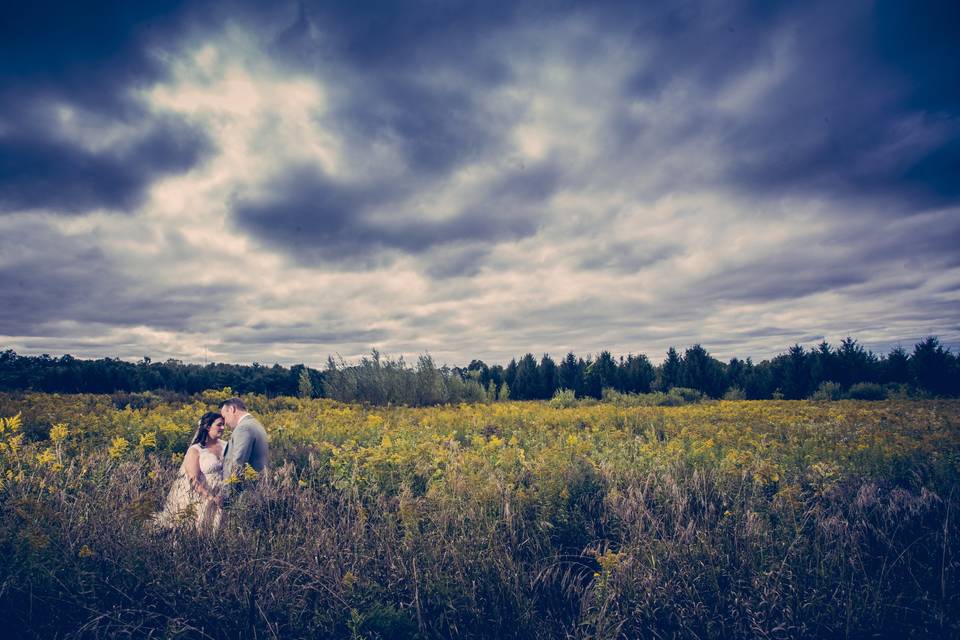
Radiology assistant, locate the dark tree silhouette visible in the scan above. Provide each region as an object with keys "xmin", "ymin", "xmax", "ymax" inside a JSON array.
[
  {"xmin": 1, "ymin": 334, "xmax": 958, "ymax": 403},
  {"xmin": 680, "ymin": 344, "xmax": 727, "ymax": 398},
  {"xmin": 539, "ymin": 354, "xmax": 558, "ymax": 399},
  {"xmin": 659, "ymin": 347, "xmax": 682, "ymax": 391}
]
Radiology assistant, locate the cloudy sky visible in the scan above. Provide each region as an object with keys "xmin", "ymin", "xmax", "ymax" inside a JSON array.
[{"xmin": 2, "ymin": 1, "xmax": 958, "ymax": 367}]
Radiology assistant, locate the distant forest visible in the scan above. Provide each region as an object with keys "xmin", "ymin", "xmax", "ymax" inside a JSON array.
[{"xmin": 1, "ymin": 336, "xmax": 958, "ymax": 405}]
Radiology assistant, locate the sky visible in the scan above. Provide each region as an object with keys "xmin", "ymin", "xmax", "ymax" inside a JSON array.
[{"xmin": 1, "ymin": 0, "xmax": 958, "ymax": 368}]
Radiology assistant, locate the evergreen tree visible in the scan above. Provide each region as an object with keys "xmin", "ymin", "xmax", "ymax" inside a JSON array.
[
  {"xmin": 558, "ymin": 352, "xmax": 582, "ymax": 396},
  {"xmin": 659, "ymin": 347, "xmax": 682, "ymax": 391},
  {"xmin": 911, "ymin": 337, "xmax": 955, "ymax": 396},
  {"xmin": 539, "ymin": 354, "xmax": 558, "ymax": 399},
  {"xmin": 882, "ymin": 346, "xmax": 910, "ymax": 384},
  {"xmin": 743, "ymin": 358, "xmax": 776, "ymax": 399},
  {"xmin": 621, "ymin": 354, "xmax": 655, "ymax": 393},
  {"xmin": 513, "ymin": 353, "xmax": 540, "ymax": 400},
  {"xmin": 835, "ymin": 337, "xmax": 876, "ymax": 388},
  {"xmin": 779, "ymin": 344, "xmax": 812, "ymax": 399},
  {"xmin": 811, "ymin": 341, "xmax": 836, "ymax": 388},
  {"xmin": 584, "ymin": 351, "xmax": 617, "ymax": 398},
  {"xmin": 680, "ymin": 344, "xmax": 727, "ymax": 398}
]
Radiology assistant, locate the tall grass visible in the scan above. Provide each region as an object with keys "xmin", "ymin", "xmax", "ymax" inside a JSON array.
[{"xmin": 1, "ymin": 396, "xmax": 958, "ymax": 638}]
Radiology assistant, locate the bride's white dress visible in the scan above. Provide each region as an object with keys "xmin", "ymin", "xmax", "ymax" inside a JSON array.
[{"xmin": 153, "ymin": 443, "xmax": 223, "ymax": 533}]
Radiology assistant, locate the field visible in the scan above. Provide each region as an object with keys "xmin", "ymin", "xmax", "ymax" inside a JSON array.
[{"xmin": 1, "ymin": 392, "xmax": 958, "ymax": 639}]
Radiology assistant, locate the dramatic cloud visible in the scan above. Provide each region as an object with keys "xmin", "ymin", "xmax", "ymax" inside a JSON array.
[
  {"xmin": 1, "ymin": 0, "xmax": 958, "ymax": 365},
  {"xmin": 0, "ymin": 2, "xmax": 216, "ymax": 215}
]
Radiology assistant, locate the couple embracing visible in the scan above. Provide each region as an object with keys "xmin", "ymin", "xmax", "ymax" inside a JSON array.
[{"xmin": 153, "ymin": 398, "xmax": 268, "ymax": 533}]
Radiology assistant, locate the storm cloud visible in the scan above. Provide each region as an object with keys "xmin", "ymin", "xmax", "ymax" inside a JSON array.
[
  {"xmin": 0, "ymin": 2, "xmax": 216, "ymax": 214},
  {"xmin": 1, "ymin": 0, "xmax": 958, "ymax": 365}
]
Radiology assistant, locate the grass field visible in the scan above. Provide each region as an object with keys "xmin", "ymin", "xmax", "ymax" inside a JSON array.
[{"xmin": 1, "ymin": 392, "xmax": 958, "ymax": 638}]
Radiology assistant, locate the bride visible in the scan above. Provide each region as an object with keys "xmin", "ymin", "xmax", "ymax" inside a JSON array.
[{"xmin": 153, "ymin": 411, "xmax": 225, "ymax": 533}]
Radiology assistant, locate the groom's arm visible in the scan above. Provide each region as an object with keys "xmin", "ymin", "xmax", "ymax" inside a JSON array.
[{"xmin": 223, "ymin": 425, "xmax": 254, "ymax": 483}]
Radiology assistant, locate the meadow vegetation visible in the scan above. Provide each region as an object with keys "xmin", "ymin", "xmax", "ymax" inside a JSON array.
[{"xmin": 1, "ymin": 391, "xmax": 958, "ymax": 638}]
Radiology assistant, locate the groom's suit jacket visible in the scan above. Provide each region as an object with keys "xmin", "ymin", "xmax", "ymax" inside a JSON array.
[{"xmin": 223, "ymin": 414, "xmax": 269, "ymax": 483}]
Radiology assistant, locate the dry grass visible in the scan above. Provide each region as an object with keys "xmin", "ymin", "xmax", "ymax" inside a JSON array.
[{"xmin": 0, "ymin": 395, "xmax": 958, "ymax": 638}]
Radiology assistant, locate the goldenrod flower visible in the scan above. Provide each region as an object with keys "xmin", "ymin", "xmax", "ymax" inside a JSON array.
[
  {"xmin": 0, "ymin": 413, "xmax": 22, "ymax": 435},
  {"xmin": 242, "ymin": 464, "xmax": 260, "ymax": 481},
  {"xmin": 7, "ymin": 433, "xmax": 23, "ymax": 454},
  {"xmin": 139, "ymin": 432, "xmax": 157, "ymax": 449},
  {"xmin": 36, "ymin": 447, "xmax": 57, "ymax": 467},
  {"xmin": 49, "ymin": 423, "xmax": 69, "ymax": 444},
  {"xmin": 108, "ymin": 436, "xmax": 130, "ymax": 459}
]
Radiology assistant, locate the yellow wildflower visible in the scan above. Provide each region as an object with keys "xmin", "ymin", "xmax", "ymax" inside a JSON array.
[
  {"xmin": 243, "ymin": 464, "xmax": 260, "ymax": 481},
  {"xmin": 7, "ymin": 433, "xmax": 23, "ymax": 454},
  {"xmin": 78, "ymin": 545, "xmax": 94, "ymax": 558},
  {"xmin": 36, "ymin": 447, "xmax": 57, "ymax": 467},
  {"xmin": 139, "ymin": 432, "xmax": 157, "ymax": 449},
  {"xmin": 49, "ymin": 423, "xmax": 69, "ymax": 444},
  {"xmin": 0, "ymin": 413, "xmax": 22, "ymax": 434},
  {"xmin": 108, "ymin": 436, "xmax": 130, "ymax": 459}
]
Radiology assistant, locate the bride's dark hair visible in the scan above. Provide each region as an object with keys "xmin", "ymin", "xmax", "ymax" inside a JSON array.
[{"xmin": 192, "ymin": 411, "xmax": 223, "ymax": 448}]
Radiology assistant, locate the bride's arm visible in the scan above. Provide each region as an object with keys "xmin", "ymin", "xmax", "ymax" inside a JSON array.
[{"xmin": 184, "ymin": 447, "xmax": 215, "ymax": 501}]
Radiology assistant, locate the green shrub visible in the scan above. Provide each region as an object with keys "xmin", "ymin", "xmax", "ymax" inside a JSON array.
[
  {"xmin": 723, "ymin": 386, "xmax": 746, "ymax": 400},
  {"xmin": 599, "ymin": 388, "xmax": 705, "ymax": 407},
  {"xmin": 847, "ymin": 382, "xmax": 886, "ymax": 400},
  {"xmin": 811, "ymin": 381, "xmax": 844, "ymax": 401},
  {"xmin": 667, "ymin": 387, "xmax": 705, "ymax": 404},
  {"xmin": 550, "ymin": 388, "xmax": 578, "ymax": 408}
]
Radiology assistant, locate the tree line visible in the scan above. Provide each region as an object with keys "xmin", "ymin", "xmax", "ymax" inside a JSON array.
[{"xmin": 1, "ymin": 336, "xmax": 958, "ymax": 404}]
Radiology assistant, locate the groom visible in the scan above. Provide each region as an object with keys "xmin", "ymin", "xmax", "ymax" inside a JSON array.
[{"xmin": 220, "ymin": 397, "xmax": 269, "ymax": 492}]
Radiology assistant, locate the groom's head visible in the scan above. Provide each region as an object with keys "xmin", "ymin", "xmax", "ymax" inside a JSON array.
[{"xmin": 219, "ymin": 397, "xmax": 248, "ymax": 428}]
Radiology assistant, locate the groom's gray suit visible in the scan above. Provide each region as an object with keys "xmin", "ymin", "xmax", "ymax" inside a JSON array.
[{"xmin": 223, "ymin": 413, "xmax": 269, "ymax": 485}]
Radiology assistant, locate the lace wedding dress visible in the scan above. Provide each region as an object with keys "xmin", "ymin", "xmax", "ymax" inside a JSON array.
[{"xmin": 152, "ymin": 443, "xmax": 223, "ymax": 533}]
